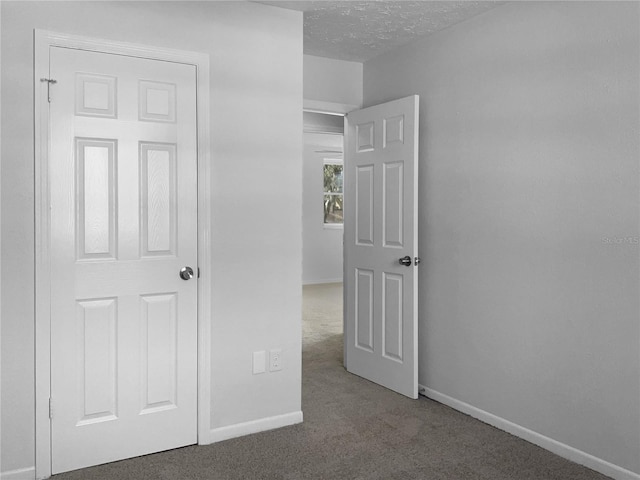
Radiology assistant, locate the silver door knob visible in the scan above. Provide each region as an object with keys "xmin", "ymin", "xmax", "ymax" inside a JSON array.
[
  {"xmin": 399, "ymin": 256, "xmax": 412, "ymax": 266},
  {"xmin": 180, "ymin": 266, "xmax": 194, "ymax": 280}
]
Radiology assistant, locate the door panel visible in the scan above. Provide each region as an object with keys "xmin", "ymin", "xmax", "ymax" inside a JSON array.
[
  {"xmin": 355, "ymin": 268, "xmax": 375, "ymax": 352},
  {"xmin": 140, "ymin": 293, "xmax": 178, "ymax": 413},
  {"xmin": 140, "ymin": 143, "xmax": 177, "ymax": 256},
  {"xmin": 344, "ymin": 95, "xmax": 419, "ymax": 399},
  {"xmin": 383, "ymin": 161, "xmax": 404, "ymax": 248},
  {"xmin": 383, "ymin": 273, "xmax": 403, "ymax": 362},
  {"xmin": 76, "ymin": 298, "xmax": 118, "ymax": 425},
  {"xmin": 49, "ymin": 47, "xmax": 198, "ymax": 474},
  {"xmin": 76, "ymin": 139, "xmax": 117, "ymax": 259},
  {"xmin": 356, "ymin": 165, "xmax": 374, "ymax": 245}
]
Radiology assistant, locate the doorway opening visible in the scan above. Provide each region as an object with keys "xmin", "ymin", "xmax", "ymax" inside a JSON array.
[{"xmin": 302, "ymin": 110, "xmax": 345, "ymax": 364}]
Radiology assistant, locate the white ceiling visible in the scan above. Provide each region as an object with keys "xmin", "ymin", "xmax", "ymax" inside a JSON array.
[{"xmin": 257, "ymin": 1, "xmax": 505, "ymax": 62}]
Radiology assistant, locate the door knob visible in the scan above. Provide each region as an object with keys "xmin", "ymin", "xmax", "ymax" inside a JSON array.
[
  {"xmin": 180, "ymin": 266, "xmax": 194, "ymax": 280},
  {"xmin": 399, "ymin": 256, "xmax": 412, "ymax": 266}
]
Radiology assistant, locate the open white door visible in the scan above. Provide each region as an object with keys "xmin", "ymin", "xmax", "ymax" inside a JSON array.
[
  {"xmin": 49, "ymin": 47, "xmax": 198, "ymax": 473},
  {"xmin": 344, "ymin": 95, "xmax": 419, "ymax": 399}
]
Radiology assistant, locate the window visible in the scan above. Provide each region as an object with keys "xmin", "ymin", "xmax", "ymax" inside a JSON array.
[{"xmin": 323, "ymin": 159, "xmax": 343, "ymax": 226}]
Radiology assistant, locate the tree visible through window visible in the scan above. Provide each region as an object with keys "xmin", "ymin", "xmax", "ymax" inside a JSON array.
[{"xmin": 323, "ymin": 160, "xmax": 343, "ymax": 226}]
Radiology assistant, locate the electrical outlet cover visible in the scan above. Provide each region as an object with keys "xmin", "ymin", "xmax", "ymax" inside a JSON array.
[{"xmin": 270, "ymin": 349, "xmax": 282, "ymax": 372}]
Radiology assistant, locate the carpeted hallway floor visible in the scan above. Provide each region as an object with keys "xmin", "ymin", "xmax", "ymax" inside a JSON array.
[{"xmin": 54, "ymin": 282, "xmax": 610, "ymax": 480}]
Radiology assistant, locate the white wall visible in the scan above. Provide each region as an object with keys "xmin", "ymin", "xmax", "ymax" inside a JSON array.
[
  {"xmin": 303, "ymin": 55, "xmax": 362, "ymax": 109},
  {"xmin": 302, "ymin": 133, "xmax": 344, "ymax": 284},
  {"xmin": 1, "ymin": 1, "xmax": 302, "ymax": 475},
  {"xmin": 364, "ymin": 1, "xmax": 639, "ymax": 477}
]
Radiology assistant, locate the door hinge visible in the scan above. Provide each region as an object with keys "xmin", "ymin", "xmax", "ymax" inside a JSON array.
[
  {"xmin": 197, "ymin": 267, "xmax": 200, "ymax": 278},
  {"xmin": 40, "ymin": 78, "xmax": 57, "ymax": 103},
  {"xmin": 49, "ymin": 397, "xmax": 53, "ymax": 419}
]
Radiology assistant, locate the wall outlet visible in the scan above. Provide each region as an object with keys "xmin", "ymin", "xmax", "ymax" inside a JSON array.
[
  {"xmin": 269, "ymin": 349, "xmax": 282, "ymax": 372},
  {"xmin": 253, "ymin": 351, "xmax": 266, "ymax": 374}
]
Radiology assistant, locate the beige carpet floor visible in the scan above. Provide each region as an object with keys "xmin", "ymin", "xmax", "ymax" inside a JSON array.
[{"xmin": 54, "ymin": 282, "xmax": 610, "ymax": 480}]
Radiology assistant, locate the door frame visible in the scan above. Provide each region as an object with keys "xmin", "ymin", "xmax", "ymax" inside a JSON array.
[
  {"xmin": 34, "ymin": 30, "xmax": 212, "ymax": 479},
  {"xmin": 302, "ymin": 98, "xmax": 359, "ymax": 369}
]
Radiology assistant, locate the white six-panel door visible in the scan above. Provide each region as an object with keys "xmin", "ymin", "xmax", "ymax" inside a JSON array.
[
  {"xmin": 49, "ymin": 47, "xmax": 198, "ymax": 473},
  {"xmin": 344, "ymin": 95, "xmax": 419, "ymax": 399}
]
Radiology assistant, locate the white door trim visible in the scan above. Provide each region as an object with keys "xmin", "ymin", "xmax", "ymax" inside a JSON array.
[
  {"xmin": 303, "ymin": 99, "xmax": 360, "ymax": 116},
  {"xmin": 34, "ymin": 30, "xmax": 212, "ymax": 479}
]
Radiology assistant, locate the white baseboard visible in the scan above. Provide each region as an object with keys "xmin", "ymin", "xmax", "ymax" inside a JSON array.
[
  {"xmin": 0, "ymin": 467, "xmax": 35, "ymax": 480},
  {"xmin": 420, "ymin": 385, "xmax": 640, "ymax": 480},
  {"xmin": 6, "ymin": 413, "xmax": 303, "ymax": 478},
  {"xmin": 303, "ymin": 278, "xmax": 342, "ymax": 285},
  {"xmin": 207, "ymin": 411, "xmax": 303, "ymax": 444}
]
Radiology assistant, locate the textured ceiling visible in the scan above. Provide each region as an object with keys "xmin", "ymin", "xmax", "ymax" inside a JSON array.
[{"xmin": 257, "ymin": 1, "xmax": 505, "ymax": 62}]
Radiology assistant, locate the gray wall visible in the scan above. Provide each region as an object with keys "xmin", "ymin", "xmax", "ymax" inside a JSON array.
[
  {"xmin": 364, "ymin": 1, "xmax": 639, "ymax": 474},
  {"xmin": 1, "ymin": 1, "xmax": 302, "ymax": 474}
]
